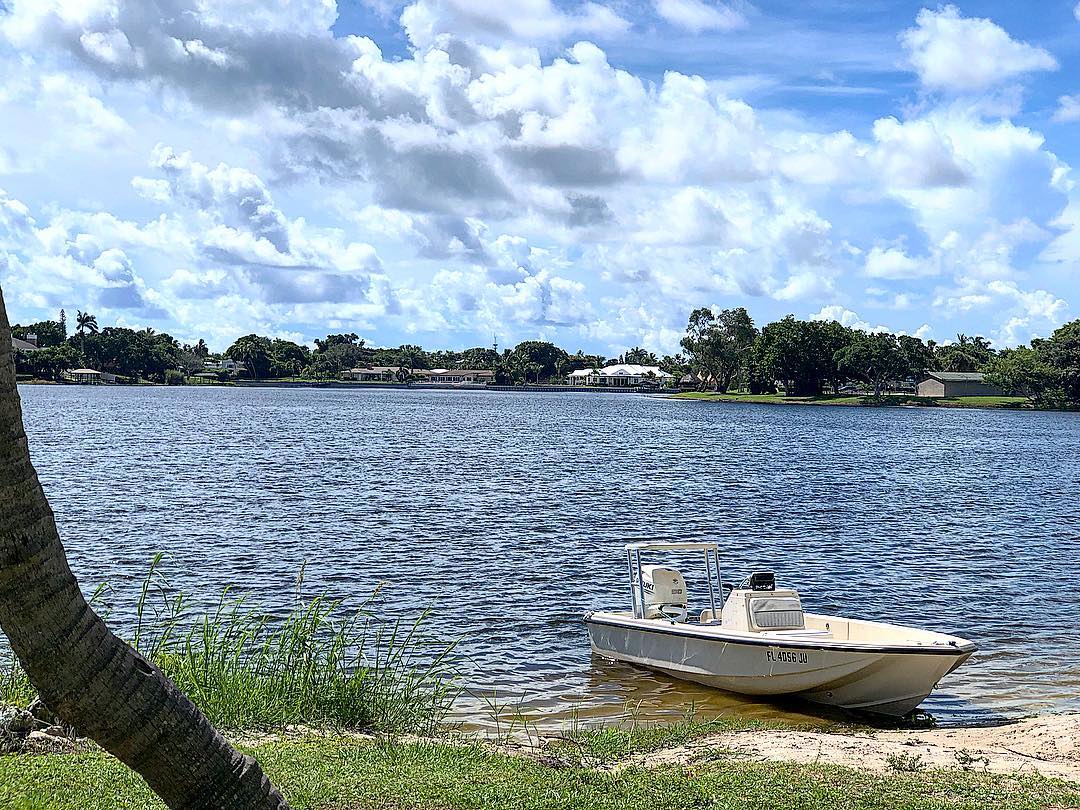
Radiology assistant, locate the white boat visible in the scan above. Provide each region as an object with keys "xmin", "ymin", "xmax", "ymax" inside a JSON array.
[{"xmin": 584, "ymin": 542, "xmax": 976, "ymax": 716}]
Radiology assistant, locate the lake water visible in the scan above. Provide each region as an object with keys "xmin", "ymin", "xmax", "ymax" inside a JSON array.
[{"xmin": 15, "ymin": 385, "xmax": 1080, "ymax": 728}]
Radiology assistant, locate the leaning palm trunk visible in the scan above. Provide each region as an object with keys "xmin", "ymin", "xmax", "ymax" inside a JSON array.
[{"xmin": 0, "ymin": 286, "xmax": 289, "ymax": 809}]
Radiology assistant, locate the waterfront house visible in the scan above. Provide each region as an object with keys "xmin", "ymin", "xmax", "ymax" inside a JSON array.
[
  {"xmin": 11, "ymin": 337, "xmax": 41, "ymax": 353},
  {"xmin": 679, "ymin": 373, "xmax": 704, "ymax": 389},
  {"xmin": 204, "ymin": 358, "xmax": 247, "ymax": 374},
  {"xmin": 415, "ymin": 369, "xmax": 495, "ymax": 384},
  {"xmin": 64, "ymin": 369, "xmax": 103, "ymax": 385},
  {"xmin": 568, "ymin": 364, "xmax": 675, "ymax": 387},
  {"xmin": 916, "ymin": 371, "xmax": 1004, "ymax": 398},
  {"xmin": 341, "ymin": 366, "xmax": 402, "ymax": 382}
]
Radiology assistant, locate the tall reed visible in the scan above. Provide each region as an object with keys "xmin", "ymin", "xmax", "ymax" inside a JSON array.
[{"xmin": 1, "ymin": 556, "xmax": 458, "ymax": 734}]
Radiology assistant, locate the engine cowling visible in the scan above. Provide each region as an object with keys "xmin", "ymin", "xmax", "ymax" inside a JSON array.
[{"xmin": 636, "ymin": 565, "xmax": 688, "ymax": 622}]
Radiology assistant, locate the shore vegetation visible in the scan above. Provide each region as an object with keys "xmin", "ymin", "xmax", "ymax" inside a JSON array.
[
  {"xmin": 1, "ymin": 558, "xmax": 456, "ymax": 736},
  {"xmin": 11, "ymin": 307, "xmax": 1080, "ymax": 409}
]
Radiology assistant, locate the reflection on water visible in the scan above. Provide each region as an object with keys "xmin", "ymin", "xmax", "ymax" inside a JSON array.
[{"xmin": 16, "ymin": 385, "xmax": 1080, "ymax": 729}]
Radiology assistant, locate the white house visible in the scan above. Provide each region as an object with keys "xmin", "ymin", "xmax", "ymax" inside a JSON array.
[
  {"xmin": 568, "ymin": 364, "xmax": 674, "ymax": 387},
  {"xmin": 341, "ymin": 366, "xmax": 402, "ymax": 382},
  {"xmin": 415, "ymin": 369, "xmax": 495, "ymax": 384},
  {"xmin": 204, "ymin": 358, "xmax": 246, "ymax": 373}
]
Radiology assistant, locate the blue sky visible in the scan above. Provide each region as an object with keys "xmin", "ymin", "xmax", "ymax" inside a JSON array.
[{"xmin": 1, "ymin": 0, "xmax": 1079, "ymax": 353}]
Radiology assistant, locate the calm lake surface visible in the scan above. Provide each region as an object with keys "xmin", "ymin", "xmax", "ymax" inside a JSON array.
[{"xmin": 16, "ymin": 385, "xmax": 1080, "ymax": 727}]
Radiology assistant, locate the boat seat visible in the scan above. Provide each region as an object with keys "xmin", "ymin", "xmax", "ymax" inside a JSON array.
[{"xmin": 748, "ymin": 595, "xmax": 805, "ymax": 631}]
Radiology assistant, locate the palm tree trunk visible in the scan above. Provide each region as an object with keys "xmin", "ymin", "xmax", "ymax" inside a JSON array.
[{"xmin": 0, "ymin": 285, "xmax": 289, "ymax": 809}]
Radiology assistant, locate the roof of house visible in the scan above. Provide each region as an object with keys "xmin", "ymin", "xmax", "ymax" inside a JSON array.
[
  {"xmin": 424, "ymin": 368, "xmax": 493, "ymax": 376},
  {"xmin": 11, "ymin": 337, "xmax": 41, "ymax": 352},
  {"xmin": 70, "ymin": 369, "xmax": 101, "ymax": 375},
  {"xmin": 924, "ymin": 371, "xmax": 986, "ymax": 382},
  {"xmin": 576, "ymin": 364, "xmax": 674, "ymax": 378}
]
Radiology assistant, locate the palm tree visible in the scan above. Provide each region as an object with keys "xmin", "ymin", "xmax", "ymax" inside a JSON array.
[
  {"xmin": 0, "ymin": 286, "xmax": 288, "ymax": 808},
  {"xmin": 75, "ymin": 311, "xmax": 98, "ymax": 336},
  {"xmin": 194, "ymin": 339, "xmax": 209, "ymax": 359},
  {"xmin": 75, "ymin": 311, "xmax": 99, "ymax": 354}
]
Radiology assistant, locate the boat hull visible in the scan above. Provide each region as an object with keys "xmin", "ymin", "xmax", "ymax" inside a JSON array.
[{"xmin": 585, "ymin": 612, "xmax": 974, "ymax": 716}]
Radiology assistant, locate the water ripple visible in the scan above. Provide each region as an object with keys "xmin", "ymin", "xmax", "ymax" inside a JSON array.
[{"xmin": 16, "ymin": 386, "xmax": 1080, "ymax": 727}]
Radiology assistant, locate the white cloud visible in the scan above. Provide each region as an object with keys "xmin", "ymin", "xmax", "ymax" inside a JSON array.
[
  {"xmin": 400, "ymin": 0, "xmax": 631, "ymax": 49},
  {"xmin": 653, "ymin": 0, "xmax": 745, "ymax": 33},
  {"xmin": 1041, "ymin": 197, "xmax": 1080, "ymax": 264},
  {"xmin": 900, "ymin": 5, "xmax": 1057, "ymax": 92},
  {"xmin": 809, "ymin": 305, "xmax": 892, "ymax": 333},
  {"xmin": 79, "ymin": 29, "xmax": 142, "ymax": 67},
  {"xmin": 0, "ymin": 0, "xmax": 1076, "ymax": 353},
  {"xmin": 863, "ymin": 246, "xmax": 937, "ymax": 279},
  {"xmin": 1054, "ymin": 95, "xmax": 1080, "ymax": 123},
  {"xmin": 871, "ymin": 116, "xmax": 971, "ymax": 189}
]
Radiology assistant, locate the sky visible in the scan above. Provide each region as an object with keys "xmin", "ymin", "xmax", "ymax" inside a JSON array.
[{"xmin": 1, "ymin": 1, "xmax": 1079, "ymax": 354}]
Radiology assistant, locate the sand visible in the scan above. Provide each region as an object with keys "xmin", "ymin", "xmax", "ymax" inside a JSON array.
[{"xmin": 619, "ymin": 714, "xmax": 1080, "ymax": 782}]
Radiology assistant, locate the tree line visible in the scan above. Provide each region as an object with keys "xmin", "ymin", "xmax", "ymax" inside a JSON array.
[
  {"xmin": 10, "ymin": 307, "xmax": 1080, "ymax": 405},
  {"xmin": 677, "ymin": 307, "xmax": 1080, "ymax": 406}
]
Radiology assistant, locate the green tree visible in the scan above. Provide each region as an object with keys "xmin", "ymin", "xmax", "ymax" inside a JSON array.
[
  {"xmin": 23, "ymin": 344, "xmax": 81, "ymax": 381},
  {"xmin": 817, "ymin": 321, "xmax": 856, "ymax": 394},
  {"xmin": 935, "ymin": 334, "xmax": 994, "ymax": 372},
  {"xmin": 1039, "ymin": 320, "xmax": 1080, "ymax": 402},
  {"xmin": 834, "ymin": 332, "xmax": 907, "ymax": 399},
  {"xmin": 755, "ymin": 316, "xmax": 837, "ymax": 396},
  {"xmin": 397, "ymin": 344, "xmax": 428, "ymax": 371},
  {"xmin": 660, "ymin": 353, "xmax": 692, "ymax": 385},
  {"xmin": 457, "ymin": 347, "xmax": 498, "ymax": 369},
  {"xmin": 623, "ymin": 346, "xmax": 659, "ymax": 366},
  {"xmin": 680, "ymin": 307, "xmax": 757, "ymax": 392},
  {"xmin": 269, "ymin": 339, "xmax": 310, "ymax": 379},
  {"xmin": 11, "ymin": 320, "xmax": 66, "ymax": 348},
  {"xmin": 178, "ymin": 350, "xmax": 206, "ymax": 376},
  {"xmin": 76, "ymin": 310, "xmax": 99, "ymax": 337},
  {"xmin": 226, "ymin": 335, "xmax": 273, "ymax": 379},
  {"xmin": 310, "ymin": 334, "xmax": 370, "ymax": 377},
  {"xmin": 0, "ymin": 287, "xmax": 289, "ymax": 807},
  {"xmin": 512, "ymin": 341, "xmax": 567, "ymax": 383},
  {"xmin": 984, "ymin": 346, "xmax": 1061, "ymax": 404},
  {"xmin": 897, "ymin": 335, "xmax": 935, "ymax": 384}
]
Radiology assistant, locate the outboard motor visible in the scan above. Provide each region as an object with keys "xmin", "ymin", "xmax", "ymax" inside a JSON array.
[{"xmin": 636, "ymin": 565, "xmax": 688, "ymax": 622}]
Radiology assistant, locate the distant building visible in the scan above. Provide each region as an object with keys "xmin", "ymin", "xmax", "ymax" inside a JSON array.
[
  {"xmin": 414, "ymin": 369, "xmax": 495, "ymax": 384},
  {"xmin": 64, "ymin": 369, "xmax": 103, "ymax": 385},
  {"xmin": 679, "ymin": 373, "xmax": 704, "ymax": 389},
  {"xmin": 568, "ymin": 364, "xmax": 675, "ymax": 387},
  {"xmin": 11, "ymin": 337, "xmax": 41, "ymax": 353},
  {"xmin": 204, "ymin": 358, "xmax": 246, "ymax": 373},
  {"xmin": 341, "ymin": 366, "xmax": 402, "ymax": 382},
  {"xmin": 916, "ymin": 371, "xmax": 1003, "ymax": 398}
]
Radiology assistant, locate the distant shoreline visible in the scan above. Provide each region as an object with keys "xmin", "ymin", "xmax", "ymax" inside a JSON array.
[
  {"xmin": 668, "ymin": 391, "xmax": 1060, "ymax": 412},
  {"xmin": 15, "ymin": 379, "xmax": 658, "ymax": 394}
]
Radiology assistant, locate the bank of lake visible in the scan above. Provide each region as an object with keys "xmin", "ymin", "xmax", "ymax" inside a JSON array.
[{"xmin": 672, "ymin": 391, "xmax": 1036, "ymax": 410}]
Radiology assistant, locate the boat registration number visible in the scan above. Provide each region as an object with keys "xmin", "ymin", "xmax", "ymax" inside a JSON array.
[{"xmin": 766, "ymin": 649, "xmax": 809, "ymax": 664}]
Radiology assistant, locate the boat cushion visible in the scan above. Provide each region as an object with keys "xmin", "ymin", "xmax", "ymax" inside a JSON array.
[{"xmin": 748, "ymin": 596, "xmax": 805, "ymax": 630}]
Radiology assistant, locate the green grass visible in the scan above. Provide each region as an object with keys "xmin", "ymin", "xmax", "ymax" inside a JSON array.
[
  {"xmin": 548, "ymin": 715, "xmax": 794, "ymax": 766},
  {"xmin": 1, "ymin": 737, "xmax": 1077, "ymax": 810},
  {"xmin": 673, "ymin": 391, "xmax": 1031, "ymax": 409},
  {"xmin": 1, "ymin": 557, "xmax": 457, "ymax": 735}
]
